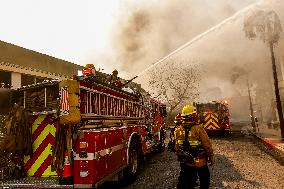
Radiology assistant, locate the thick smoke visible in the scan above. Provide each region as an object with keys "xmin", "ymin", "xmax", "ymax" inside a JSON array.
[
  {"xmin": 112, "ymin": 9, "xmax": 151, "ymax": 72},
  {"xmin": 91, "ymin": 0, "xmax": 284, "ymax": 121},
  {"xmin": 108, "ymin": 0, "xmax": 258, "ymax": 78}
]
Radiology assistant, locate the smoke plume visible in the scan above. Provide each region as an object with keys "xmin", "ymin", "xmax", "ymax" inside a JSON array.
[
  {"xmin": 108, "ymin": 0, "xmax": 259, "ymax": 78},
  {"xmin": 88, "ymin": 0, "xmax": 284, "ymax": 121}
]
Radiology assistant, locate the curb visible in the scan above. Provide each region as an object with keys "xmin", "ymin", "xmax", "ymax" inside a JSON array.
[
  {"xmin": 248, "ymin": 130, "xmax": 284, "ymax": 165},
  {"xmin": 261, "ymin": 138, "xmax": 284, "ymax": 152}
]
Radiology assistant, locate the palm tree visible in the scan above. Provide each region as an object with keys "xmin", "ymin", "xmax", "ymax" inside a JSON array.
[{"xmin": 243, "ymin": 9, "xmax": 283, "ymax": 140}]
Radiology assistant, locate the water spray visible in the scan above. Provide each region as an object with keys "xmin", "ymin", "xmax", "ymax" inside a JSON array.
[{"xmin": 136, "ymin": 0, "xmax": 264, "ymax": 78}]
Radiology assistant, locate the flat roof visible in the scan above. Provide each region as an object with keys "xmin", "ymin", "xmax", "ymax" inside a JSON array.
[{"xmin": 0, "ymin": 40, "xmax": 84, "ymax": 77}]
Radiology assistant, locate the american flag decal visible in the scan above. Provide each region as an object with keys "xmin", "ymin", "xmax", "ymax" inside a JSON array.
[{"xmin": 60, "ymin": 87, "xmax": 69, "ymax": 115}]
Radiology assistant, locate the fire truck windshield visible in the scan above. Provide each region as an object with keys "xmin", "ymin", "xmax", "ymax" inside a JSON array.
[{"xmin": 197, "ymin": 103, "xmax": 218, "ymax": 113}]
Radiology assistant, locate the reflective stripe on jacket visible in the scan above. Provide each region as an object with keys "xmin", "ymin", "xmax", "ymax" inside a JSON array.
[{"xmin": 174, "ymin": 124, "xmax": 213, "ymax": 158}]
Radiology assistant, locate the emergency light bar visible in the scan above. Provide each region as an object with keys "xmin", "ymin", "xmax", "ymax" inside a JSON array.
[{"xmin": 82, "ymin": 68, "xmax": 92, "ymax": 75}]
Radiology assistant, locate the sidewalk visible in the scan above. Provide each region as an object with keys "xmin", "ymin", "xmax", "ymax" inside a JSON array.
[{"xmin": 249, "ymin": 124, "xmax": 284, "ymax": 157}]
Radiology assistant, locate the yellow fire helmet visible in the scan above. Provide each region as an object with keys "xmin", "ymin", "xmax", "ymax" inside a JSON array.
[
  {"xmin": 181, "ymin": 104, "xmax": 196, "ymax": 116},
  {"xmin": 85, "ymin": 64, "xmax": 95, "ymax": 69},
  {"xmin": 181, "ymin": 104, "xmax": 198, "ymax": 123}
]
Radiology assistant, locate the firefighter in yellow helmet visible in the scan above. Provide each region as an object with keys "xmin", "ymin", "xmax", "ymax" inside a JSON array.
[{"xmin": 174, "ymin": 104, "xmax": 214, "ymax": 189}]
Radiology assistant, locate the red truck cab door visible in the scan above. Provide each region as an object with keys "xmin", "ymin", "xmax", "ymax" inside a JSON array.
[
  {"xmin": 74, "ymin": 130, "xmax": 108, "ymax": 188},
  {"xmin": 106, "ymin": 128, "xmax": 125, "ymax": 175}
]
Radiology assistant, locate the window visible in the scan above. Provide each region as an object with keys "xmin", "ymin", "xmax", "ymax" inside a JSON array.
[
  {"xmin": 198, "ymin": 103, "xmax": 218, "ymax": 112},
  {"xmin": 21, "ymin": 74, "xmax": 35, "ymax": 87},
  {"xmin": 0, "ymin": 70, "xmax": 11, "ymax": 86},
  {"xmin": 36, "ymin": 77, "xmax": 47, "ymax": 84}
]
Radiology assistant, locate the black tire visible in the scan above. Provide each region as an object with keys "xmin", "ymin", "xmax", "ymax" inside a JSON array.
[
  {"xmin": 123, "ymin": 140, "xmax": 143, "ymax": 182},
  {"xmin": 222, "ymin": 130, "xmax": 230, "ymax": 136}
]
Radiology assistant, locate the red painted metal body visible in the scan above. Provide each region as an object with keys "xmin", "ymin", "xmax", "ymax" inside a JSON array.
[
  {"xmin": 74, "ymin": 126, "xmax": 148, "ymax": 188},
  {"xmin": 1, "ymin": 72, "xmax": 166, "ymax": 188},
  {"xmin": 196, "ymin": 102, "xmax": 230, "ymax": 133},
  {"xmin": 73, "ymin": 80, "xmax": 166, "ymax": 188}
]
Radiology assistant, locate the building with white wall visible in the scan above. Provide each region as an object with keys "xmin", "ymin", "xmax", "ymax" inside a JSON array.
[{"xmin": 0, "ymin": 40, "xmax": 84, "ymax": 89}]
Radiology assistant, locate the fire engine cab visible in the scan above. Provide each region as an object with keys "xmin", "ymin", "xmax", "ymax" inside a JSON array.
[{"xmin": 0, "ymin": 64, "xmax": 167, "ymax": 188}]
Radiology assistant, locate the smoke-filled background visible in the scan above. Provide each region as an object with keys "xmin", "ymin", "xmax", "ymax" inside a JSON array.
[
  {"xmin": 90, "ymin": 0, "xmax": 258, "ymax": 76},
  {"xmin": 87, "ymin": 0, "xmax": 284, "ymax": 122}
]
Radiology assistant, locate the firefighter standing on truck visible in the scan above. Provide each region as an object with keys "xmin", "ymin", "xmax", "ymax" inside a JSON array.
[{"xmin": 174, "ymin": 104, "xmax": 214, "ymax": 189}]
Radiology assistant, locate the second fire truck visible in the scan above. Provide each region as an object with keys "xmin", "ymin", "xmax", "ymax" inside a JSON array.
[{"xmin": 196, "ymin": 101, "xmax": 230, "ymax": 134}]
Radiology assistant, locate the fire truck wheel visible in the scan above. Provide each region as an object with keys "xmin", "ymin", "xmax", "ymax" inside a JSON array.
[
  {"xmin": 123, "ymin": 139, "xmax": 143, "ymax": 182},
  {"xmin": 223, "ymin": 130, "xmax": 230, "ymax": 136},
  {"xmin": 157, "ymin": 129, "xmax": 165, "ymax": 152}
]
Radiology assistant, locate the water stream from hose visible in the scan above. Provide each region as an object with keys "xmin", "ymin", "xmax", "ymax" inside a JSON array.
[{"xmin": 136, "ymin": 0, "xmax": 263, "ymax": 78}]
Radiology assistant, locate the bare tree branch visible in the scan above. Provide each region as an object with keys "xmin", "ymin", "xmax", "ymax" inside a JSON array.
[{"xmin": 148, "ymin": 60, "xmax": 200, "ymax": 115}]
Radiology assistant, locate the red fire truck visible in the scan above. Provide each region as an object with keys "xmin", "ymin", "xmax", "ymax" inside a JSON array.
[
  {"xmin": 0, "ymin": 65, "xmax": 167, "ymax": 188},
  {"xmin": 196, "ymin": 101, "xmax": 230, "ymax": 135}
]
